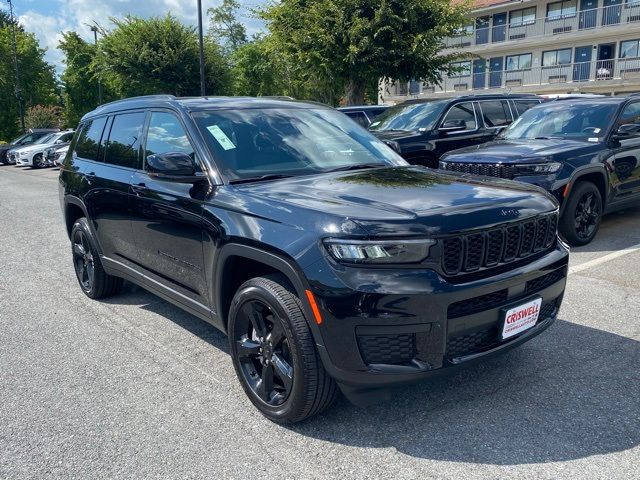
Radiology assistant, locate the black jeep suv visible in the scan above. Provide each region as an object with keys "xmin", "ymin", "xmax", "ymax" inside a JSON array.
[
  {"xmin": 59, "ymin": 95, "xmax": 568, "ymax": 423},
  {"xmin": 440, "ymin": 97, "xmax": 640, "ymax": 246},
  {"xmin": 369, "ymin": 94, "xmax": 541, "ymax": 168}
]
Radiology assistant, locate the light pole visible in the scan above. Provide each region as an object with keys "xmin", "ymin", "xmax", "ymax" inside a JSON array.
[
  {"xmin": 89, "ymin": 25, "xmax": 103, "ymax": 105},
  {"xmin": 7, "ymin": 0, "xmax": 25, "ymax": 132},
  {"xmin": 197, "ymin": 0, "xmax": 206, "ymax": 96}
]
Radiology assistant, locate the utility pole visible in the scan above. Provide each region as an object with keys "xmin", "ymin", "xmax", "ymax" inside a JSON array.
[
  {"xmin": 197, "ymin": 0, "xmax": 206, "ymax": 96},
  {"xmin": 89, "ymin": 25, "xmax": 103, "ymax": 105},
  {"xmin": 7, "ymin": 0, "xmax": 25, "ymax": 132}
]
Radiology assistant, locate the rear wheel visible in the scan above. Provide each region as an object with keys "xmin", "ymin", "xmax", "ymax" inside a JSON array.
[
  {"xmin": 228, "ymin": 275, "xmax": 338, "ymax": 423},
  {"xmin": 560, "ymin": 181, "xmax": 603, "ymax": 246},
  {"xmin": 71, "ymin": 218, "xmax": 123, "ymax": 298}
]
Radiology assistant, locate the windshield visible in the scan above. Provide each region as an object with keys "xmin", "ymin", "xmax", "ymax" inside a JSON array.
[
  {"xmin": 192, "ymin": 107, "xmax": 406, "ymax": 181},
  {"xmin": 369, "ymin": 101, "xmax": 445, "ymax": 132},
  {"xmin": 501, "ymin": 102, "xmax": 618, "ymax": 141},
  {"xmin": 33, "ymin": 134, "xmax": 56, "ymax": 145}
]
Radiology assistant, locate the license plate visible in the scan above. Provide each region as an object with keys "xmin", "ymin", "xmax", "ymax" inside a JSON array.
[{"xmin": 501, "ymin": 297, "xmax": 542, "ymax": 340}]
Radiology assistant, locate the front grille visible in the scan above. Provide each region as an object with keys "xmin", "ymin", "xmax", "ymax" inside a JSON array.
[
  {"xmin": 446, "ymin": 301, "xmax": 557, "ymax": 358},
  {"xmin": 442, "ymin": 161, "xmax": 514, "ymax": 179},
  {"xmin": 440, "ymin": 213, "xmax": 558, "ymax": 276},
  {"xmin": 525, "ymin": 267, "xmax": 567, "ymax": 294},
  {"xmin": 448, "ymin": 289, "xmax": 508, "ymax": 319},
  {"xmin": 357, "ymin": 333, "xmax": 416, "ymax": 365}
]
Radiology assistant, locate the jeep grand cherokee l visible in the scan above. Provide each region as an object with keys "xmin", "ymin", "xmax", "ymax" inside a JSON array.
[
  {"xmin": 369, "ymin": 94, "xmax": 541, "ymax": 168},
  {"xmin": 440, "ymin": 96, "xmax": 640, "ymax": 246},
  {"xmin": 59, "ymin": 95, "xmax": 568, "ymax": 423}
]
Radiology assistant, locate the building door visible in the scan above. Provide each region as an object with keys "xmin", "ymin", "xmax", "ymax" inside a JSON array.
[
  {"xmin": 473, "ymin": 59, "xmax": 486, "ymax": 89},
  {"xmin": 579, "ymin": 0, "xmax": 598, "ymax": 29},
  {"xmin": 492, "ymin": 13, "xmax": 507, "ymax": 43},
  {"xmin": 573, "ymin": 45, "xmax": 592, "ymax": 81},
  {"xmin": 475, "ymin": 17, "xmax": 490, "ymax": 44},
  {"xmin": 602, "ymin": 0, "xmax": 622, "ymax": 25},
  {"xmin": 489, "ymin": 57, "xmax": 503, "ymax": 88},
  {"xmin": 597, "ymin": 43, "xmax": 615, "ymax": 79}
]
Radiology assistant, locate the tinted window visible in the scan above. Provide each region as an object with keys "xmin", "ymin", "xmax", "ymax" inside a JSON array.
[
  {"xmin": 59, "ymin": 131, "xmax": 74, "ymax": 143},
  {"xmin": 145, "ymin": 112, "xmax": 199, "ymax": 171},
  {"xmin": 615, "ymin": 102, "xmax": 640, "ymax": 129},
  {"xmin": 75, "ymin": 117, "xmax": 107, "ymax": 161},
  {"xmin": 192, "ymin": 108, "xmax": 405, "ymax": 181},
  {"xmin": 480, "ymin": 101, "xmax": 512, "ymax": 127},
  {"xmin": 104, "ymin": 112, "xmax": 145, "ymax": 169},
  {"xmin": 345, "ymin": 111, "xmax": 370, "ymax": 128},
  {"xmin": 442, "ymin": 103, "xmax": 476, "ymax": 129},
  {"xmin": 369, "ymin": 101, "xmax": 446, "ymax": 132},
  {"xmin": 514, "ymin": 99, "xmax": 541, "ymax": 116}
]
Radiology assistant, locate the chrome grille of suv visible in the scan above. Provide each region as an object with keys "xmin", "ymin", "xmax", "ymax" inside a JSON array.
[
  {"xmin": 441, "ymin": 213, "xmax": 558, "ymax": 276},
  {"xmin": 441, "ymin": 161, "xmax": 514, "ymax": 179}
]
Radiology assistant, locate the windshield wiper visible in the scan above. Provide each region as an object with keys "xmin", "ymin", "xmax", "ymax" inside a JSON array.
[
  {"xmin": 323, "ymin": 163, "xmax": 385, "ymax": 173},
  {"xmin": 229, "ymin": 174, "xmax": 293, "ymax": 185}
]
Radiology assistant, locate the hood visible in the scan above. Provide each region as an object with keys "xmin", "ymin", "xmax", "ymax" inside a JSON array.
[
  {"xmin": 370, "ymin": 129, "xmax": 422, "ymax": 142},
  {"xmin": 235, "ymin": 166, "xmax": 557, "ymax": 237},
  {"xmin": 442, "ymin": 139, "xmax": 601, "ymax": 163}
]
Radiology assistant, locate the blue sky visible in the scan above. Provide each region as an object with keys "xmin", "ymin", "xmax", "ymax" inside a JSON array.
[{"xmin": 1, "ymin": 0, "xmax": 266, "ymax": 74}]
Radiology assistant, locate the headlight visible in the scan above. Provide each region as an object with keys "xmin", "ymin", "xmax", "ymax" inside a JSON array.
[
  {"xmin": 323, "ymin": 238, "xmax": 436, "ymax": 264},
  {"xmin": 514, "ymin": 162, "xmax": 562, "ymax": 175},
  {"xmin": 439, "ymin": 161, "xmax": 448, "ymax": 169},
  {"xmin": 20, "ymin": 151, "xmax": 28, "ymax": 157}
]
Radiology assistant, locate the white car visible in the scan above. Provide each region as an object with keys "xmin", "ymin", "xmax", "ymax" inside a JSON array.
[
  {"xmin": 46, "ymin": 144, "xmax": 70, "ymax": 167},
  {"xmin": 12, "ymin": 130, "xmax": 74, "ymax": 168}
]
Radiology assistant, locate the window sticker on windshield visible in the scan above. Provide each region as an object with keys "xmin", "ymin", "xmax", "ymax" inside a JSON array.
[
  {"xmin": 588, "ymin": 137, "xmax": 599, "ymax": 142},
  {"xmin": 593, "ymin": 128, "xmax": 601, "ymax": 134},
  {"xmin": 206, "ymin": 125, "xmax": 236, "ymax": 150},
  {"xmin": 370, "ymin": 121, "xmax": 380, "ymax": 127}
]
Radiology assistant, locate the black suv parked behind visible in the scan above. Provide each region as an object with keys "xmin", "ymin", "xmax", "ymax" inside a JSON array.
[
  {"xmin": 60, "ymin": 95, "xmax": 568, "ymax": 423},
  {"xmin": 370, "ymin": 94, "xmax": 542, "ymax": 168},
  {"xmin": 440, "ymin": 97, "xmax": 640, "ymax": 246}
]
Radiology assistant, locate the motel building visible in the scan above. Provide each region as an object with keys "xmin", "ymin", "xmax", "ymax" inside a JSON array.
[{"xmin": 382, "ymin": 0, "xmax": 640, "ymax": 102}]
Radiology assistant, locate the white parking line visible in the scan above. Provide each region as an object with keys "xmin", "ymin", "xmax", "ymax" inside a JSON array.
[{"xmin": 569, "ymin": 242, "xmax": 640, "ymax": 275}]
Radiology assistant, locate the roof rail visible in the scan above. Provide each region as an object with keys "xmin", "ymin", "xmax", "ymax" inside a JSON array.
[{"xmin": 94, "ymin": 94, "xmax": 177, "ymax": 111}]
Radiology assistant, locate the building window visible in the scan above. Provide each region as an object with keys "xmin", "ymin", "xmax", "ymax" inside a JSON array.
[
  {"xmin": 542, "ymin": 48, "xmax": 573, "ymax": 66},
  {"xmin": 450, "ymin": 61, "xmax": 472, "ymax": 76},
  {"xmin": 546, "ymin": 0, "xmax": 577, "ymax": 20},
  {"xmin": 509, "ymin": 7, "xmax": 536, "ymax": 27},
  {"xmin": 620, "ymin": 39, "xmax": 640, "ymax": 58},
  {"xmin": 506, "ymin": 54, "xmax": 532, "ymax": 71}
]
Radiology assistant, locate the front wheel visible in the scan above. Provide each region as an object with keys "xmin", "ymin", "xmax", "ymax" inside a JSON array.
[
  {"xmin": 32, "ymin": 153, "xmax": 45, "ymax": 169},
  {"xmin": 560, "ymin": 181, "xmax": 603, "ymax": 246},
  {"xmin": 228, "ymin": 275, "xmax": 338, "ymax": 423}
]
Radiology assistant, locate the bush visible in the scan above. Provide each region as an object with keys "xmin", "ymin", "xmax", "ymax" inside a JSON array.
[{"xmin": 25, "ymin": 104, "xmax": 63, "ymax": 130}]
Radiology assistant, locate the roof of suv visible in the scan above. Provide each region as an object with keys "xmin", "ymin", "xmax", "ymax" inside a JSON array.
[
  {"xmin": 84, "ymin": 95, "xmax": 329, "ymax": 120},
  {"xmin": 399, "ymin": 93, "xmax": 541, "ymax": 106}
]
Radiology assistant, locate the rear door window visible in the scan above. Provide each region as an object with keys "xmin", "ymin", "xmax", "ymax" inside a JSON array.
[
  {"xmin": 75, "ymin": 117, "xmax": 107, "ymax": 161},
  {"xmin": 441, "ymin": 102, "xmax": 477, "ymax": 130},
  {"xmin": 103, "ymin": 112, "xmax": 146, "ymax": 169},
  {"xmin": 479, "ymin": 100, "xmax": 512, "ymax": 127},
  {"xmin": 346, "ymin": 111, "xmax": 371, "ymax": 128},
  {"xmin": 514, "ymin": 99, "xmax": 541, "ymax": 116}
]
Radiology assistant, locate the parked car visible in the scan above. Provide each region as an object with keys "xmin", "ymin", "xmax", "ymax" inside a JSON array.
[
  {"xmin": 0, "ymin": 128, "xmax": 59, "ymax": 165},
  {"xmin": 338, "ymin": 105, "xmax": 389, "ymax": 128},
  {"xmin": 47, "ymin": 144, "xmax": 70, "ymax": 167},
  {"xmin": 540, "ymin": 93, "xmax": 605, "ymax": 101},
  {"xmin": 440, "ymin": 96, "xmax": 640, "ymax": 246},
  {"xmin": 60, "ymin": 95, "xmax": 568, "ymax": 423},
  {"xmin": 369, "ymin": 94, "xmax": 542, "ymax": 168},
  {"xmin": 12, "ymin": 130, "xmax": 74, "ymax": 168}
]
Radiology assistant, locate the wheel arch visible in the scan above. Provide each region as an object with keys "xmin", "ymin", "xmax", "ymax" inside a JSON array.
[{"xmin": 561, "ymin": 166, "xmax": 608, "ymax": 216}]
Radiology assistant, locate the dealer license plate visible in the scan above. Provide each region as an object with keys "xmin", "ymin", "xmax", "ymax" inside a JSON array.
[{"xmin": 501, "ymin": 297, "xmax": 542, "ymax": 340}]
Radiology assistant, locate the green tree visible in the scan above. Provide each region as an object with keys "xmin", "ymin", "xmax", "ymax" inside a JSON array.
[
  {"xmin": 261, "ymin": 0, "xmax": 468, "ymax": 105},
  {"xmin": 0, "ymin": 14, "xmax": 57, "ymax": 140},
  {"xmin": 94, "ymin": 15, "xmax": 230, "ymax": 98},
  {"xmin": 208, "ymin": 0, "xmax": 247, "ymax": 53},
  {"xmin": 24, "ymin": 104, "xmax": 63, "ymax": 129}
]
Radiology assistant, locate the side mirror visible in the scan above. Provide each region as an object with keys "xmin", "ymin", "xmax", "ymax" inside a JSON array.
[
  {"xmin": 146, "ymin": 152, "xmax": 201, "ymax": 182},
  {"xmin": 439, "ymin": 119, "xmax": 467, "ymax": 133},
  {"xmin": 613, "ymin": 123, "xmax": 640, "ymax": 139}
]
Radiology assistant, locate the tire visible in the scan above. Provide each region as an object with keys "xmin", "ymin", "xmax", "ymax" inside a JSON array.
[
  {"xmin": 228, "ymin": 275, "xmax": 339, "ymax": 423},
  {"xmin": 70, "ymin": 218, "xmax": 123, "ymax": 299},
  {"xmin": 559, "ymin": 181, "xmax": 603, "ymax": 246},
  {"xmin": 32, "ymin": 153, "xmax": 44, "ymax": 169}
]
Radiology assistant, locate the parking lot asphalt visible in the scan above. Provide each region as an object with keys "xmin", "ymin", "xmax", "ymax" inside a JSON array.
[{"xmin": 1, "ymin": 166, "xmax": 639, "ymax": 479}]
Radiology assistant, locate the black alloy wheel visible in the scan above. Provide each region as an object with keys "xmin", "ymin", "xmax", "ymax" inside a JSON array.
[
  {"xmin": 72, "ymin": 228, "xmax": 95, "ymax": 291},
  {"xmin": 228, "ymin": 276, "xmax": 338, "ymax": 423},
  {"xmin": 234, "ymin": 299, "xmax": 294, "ymax": 406},
  {"xmin": 560, "ymin": 181, "xmax": 602, "ymax": 246},
  {"xmin": 33, "ymin": 153, "xmax": 45, "ymax": 168}
]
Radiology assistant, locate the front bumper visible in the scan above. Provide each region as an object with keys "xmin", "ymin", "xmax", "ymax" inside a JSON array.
[
  {"xmin": 15, "ymin": 156, "xmax": 32, "ymax": 166},
  {"xmin": 306, "ymin": 240, "xmax": 569, "ymax": 388}
]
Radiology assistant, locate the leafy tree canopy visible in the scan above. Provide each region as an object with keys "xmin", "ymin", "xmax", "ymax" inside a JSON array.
[{"xmin": 208, "ymin": 0, "xmax": 247, "ymax": 53}]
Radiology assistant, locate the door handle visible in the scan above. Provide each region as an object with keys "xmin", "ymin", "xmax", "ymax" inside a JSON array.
[{"xmin": 131, "ymin": 183, "xmax": 149, "ymax": 195}]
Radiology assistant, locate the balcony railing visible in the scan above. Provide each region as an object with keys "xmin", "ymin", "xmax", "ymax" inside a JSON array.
[
  {"xmin": 388, "ymin": 57, "xmax": 640, "ymax": 97},
  {"xmin": 445, "ymin": 4, "xmax": 640, "ymax": 48}
]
